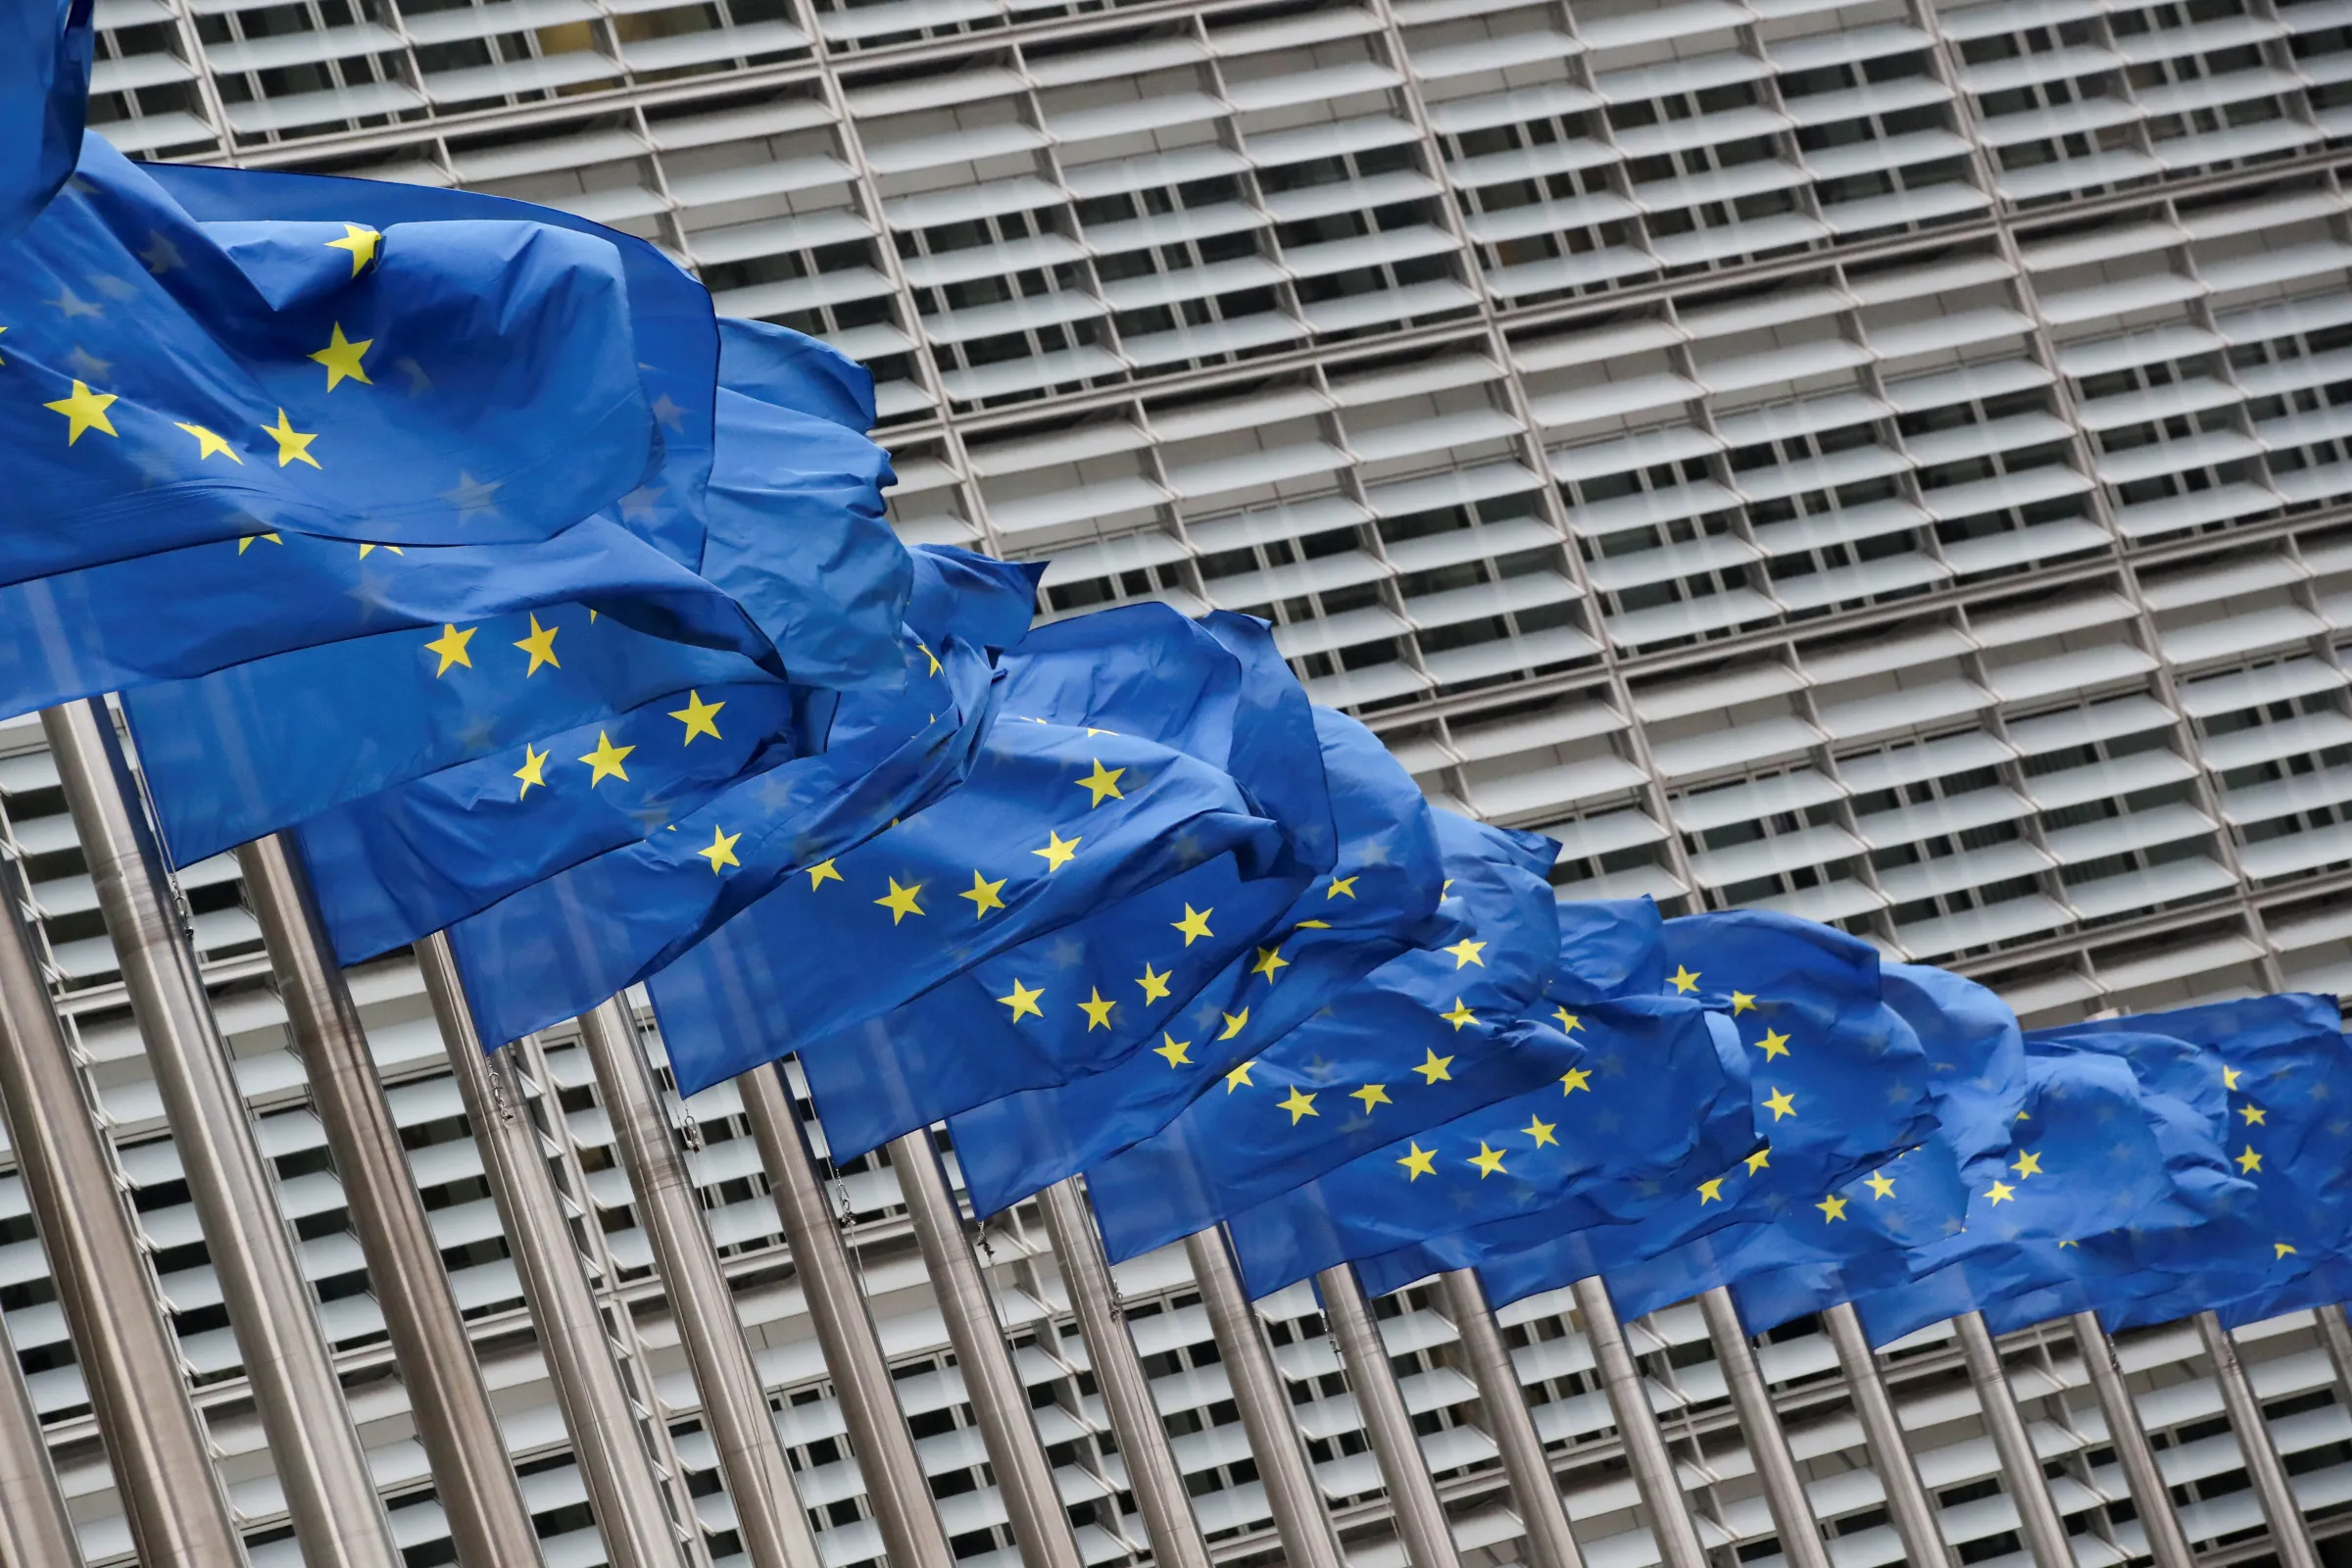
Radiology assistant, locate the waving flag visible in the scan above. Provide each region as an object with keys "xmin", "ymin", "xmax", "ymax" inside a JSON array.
[{"xmin": 2, "ymin": 0, "xmax": 90, "ymax": 243}]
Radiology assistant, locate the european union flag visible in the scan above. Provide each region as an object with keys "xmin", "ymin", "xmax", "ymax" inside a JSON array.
[
  {"xmin": 948, "ymin": 708, "xmax": 1453, "ymax": 1218},
  {"xmin": 1, "ymin": 137, "xmax": 652, "ymax": 577},
  {"xmin": 3, "ymin": 0, "xmax": 89, "ymax": 242},
  {"xmin": 783, "ymin": 611, "xmax": 1333, "ymax": 1158},
  {"xmin": 514, "ymin": 661, "xmax": 1296, "ymax": 1072},
  {"xmin": 1079, "ymin": 812, "xmax": 1574, "ymax": 1262}
]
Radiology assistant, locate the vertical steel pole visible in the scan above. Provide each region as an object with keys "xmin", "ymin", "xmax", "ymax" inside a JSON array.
[
  {"xmin": 736, "ymin": 1065, "xmax": 953, "ymax": 1568},
  {"xmin": 1184, "ymin": 1227, "xmax": 1347, "ymax": 1568},
  {"xmin": 43, "ymin": 701, "xmax": 399, "ymax": 1568},
  {"xmin": 0, "ymin": 1294, "xmax": 81, "ymax": 1568},
  {"xmin": 888, "ymin": 1129, "xmax": 1085, "ymax": 1568},
  {"xmin": 2314, "ymin": 1304, "xmax": 2352, "ymax": 1410},
  {"xmin": 1438, "ymin": 1271, "xmax": 1583, "ymax": 1568},
  {"xmin": 2197, "ymin": 1311, "xmax": 2319, "ymax": 1568},
  {"xmin": 1952, "ymin": 1312, "xmax": 2072, "ymax": 1568},
  {"xmin": 416, "ymin": 935, "xmax": 688, "ymax": 1568},
  {"xmin": 1822, "ymin": 1304, "xmax": 1950, "ymax": 1568},
  {"xmin": 0, "ymin": 851, "xmax": 242, "ymax": 1565},
  {"xmin": 1570, "ymin": 1279, "xmax": 1706, "ymax": 1568},
  {"xmin": 2070, "ymin": 1314, "xmax": 2190, "ymax": 1568},
  {"xmin": 1697, "ymin": 1289, "xmax": 1829, "ymax": 1568},
  {"xmin": 575, "ymin": 1001, "xmax": 822, "ymax": 1568},
  {"xmin": 1319, "ymin": 1264, "xmax": 1462, "ymax": 1568},
  {"xmin": 1036, "ymin": 1179, "xmax": 1212, "ymax": 1568},
  {"xmin": 236, "ymin": 834, "xmax": 540, "ymax": 1568}
]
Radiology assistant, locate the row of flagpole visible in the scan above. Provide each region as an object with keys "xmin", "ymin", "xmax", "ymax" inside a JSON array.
[{"xmin": 0, "ymin": 703, "xmax": 2342, "ymax": 1568}]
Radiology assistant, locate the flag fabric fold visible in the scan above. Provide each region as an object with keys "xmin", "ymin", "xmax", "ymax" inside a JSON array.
[{"xmin": 3, "ymin": 0, "xmax": 90, "ymax": 244}]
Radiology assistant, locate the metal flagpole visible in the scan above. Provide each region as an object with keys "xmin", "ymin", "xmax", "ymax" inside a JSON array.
[
  {"xmin": 1951, "ymin": 1312, "xmax": 2071, "ymax": 1568},
  {"xmin": 888, "ymin": 1129, "xmax": 1085, "ymax": 1568},
  {"xmin": 1319, "ymin": 1264, "xmax": 1462, "ymax": 1568},
  {"xmin": 2197, "ymin": 1311, "xmax": 2320, "ymax": 1568},
  {"xmin": 575, "ymin": 1001, "xmax": 823, "ymax": 1568},
  {"xmin": 1184, "ymin": 1227, "xmax": 1347, "ymax": 1568},
  {"xmin": 2069, "ymin": 1314, "xmax": 2190, "ymax": 1568},
  {"xmin": 236, "ymin": 834, "xmax": 541, "ymax": 1568},
  {"xmin": 2314, "ymin": 1304, "xmax": 2352, "ymax": 1409},
  {"xmin": 0, "ymin": 1283, "xmax": 81, "ymax": 1568},
  {"xmin": 1438, "ymin": 1271, "xmax": 1584, "ymax": 1568},
  {"xmin": 0, "ymin": 850, "xmax": 242, "ymax": 1565},
  {"xmin": 736, "ymin": 1066, "xmax": 953, "ymax": 1568},
  {"xmin": 1569, "ymin": 1279, "xmax": 1706, "ymax": 1568},
  {"xmin": 1696, "ymin": 1289, "xmax": 1830, "ymax": 1568},
  {"xmin": 1035, "ymin": 1179, "xmax": 1212, "ymax": 1568},
  {"xmin": 42, "ymin": 700, "xmax": 400, "ymax": 1568},
  {"xmin": 416, "ymin": 935, "xmax": 688, "ymax": 1568},
  {"xmin": 1821, "ymin": 1304, "xmax": 1950, "ymax": 1568}
]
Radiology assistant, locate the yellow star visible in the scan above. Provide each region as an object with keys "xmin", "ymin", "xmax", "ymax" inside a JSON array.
[
  {"xmin": 357, "ymin": 542, "xmax": 402, "ymax": 558},
  {"xmin": 174, "ymin": 421, "xmax": 242, "ymax": 463},
  {"xmin": 1985, "ymin": 1181, "xmax": 2016, "ymax": 1205},
  {"xmin": 308, "ymin": 321, "xmax": 372, "ymax": 390},
  {"xmin": 1731, "ymin": 992, "xmax": 1756, "ymax": 1015},
  {"xmin": 1523, "ymin": 1115, "xmax": 1557, "ymax": 1149},
  {"xmin": 1298, "ymin": 919, "xmax": 1331, "ymax": 929},
  {"xmin": 1173, "ymin": 905, "xmax": 1213, "ymax": 945},
  {"xmin": 1469, "ymin": 1142, "xmax": 1507, "ymax": 1178},
  {"xmin": 1398, "ymin": 1143, "xmax": 1436, "ymax": 1181},
  {"xmin": 1136, "ymin": 963, "xmax": 1171, "ymax": 1003},
  {"xmin": 916, "ymin": 640, "xmax": 942, "ymax": 676},
  {"xmin": 1553, "ymin": 1007, "xmax": 1582, "ymax": 1033},
  {"xmin": 1078, "ymin": 988, "xmax": 1115, "ymax": 1030},
  {"xmin": 874, "ymin": 877, "xmax": 925, "ymax": 924},
  {"xmin": 2236, "ymin": 1145, "xmax": 2263, "ymax": 1174},
  {"xmin": 669, "ymin": 691, "xmax": 724, "ymax": 743},
  {"xmin": 578, "ymin": 730, "xmax": 633, "ymax": 786},
  {"xmin": 807, "ymin": 859, "xmax": 842, "ymax": 890},
  {"xmin": 513, "ymin": 612, "xmax": 561, "ymax": 675},
  {"xmin": 1756, "ymin": 1029, "xmax": 1790, "ymax": 1060},
  {"xmin": 2224, "ymin": 1065, "xmax": 2242, "ymax": 1091},
  {"xmin": 1669, "ymin": 965, "xmax": 1700, "ymax": 994},
  {"xmin": 1414, "ymin": 1048, "xmax": 1454, "ymax": 1084},
  {"xmin": 1278, "ymin": 1087, "xmax": 1317, "ymax": 1124},
  {"xmin": 513, "ymin": 744, "xmax": 549, "ymax": 799},
  {"xmin": 423, "ymin": 623, "xmax": 474, "ymax": 675},
  {"xmin": 2057, "ymin": 1239, "xmax": 2078, "ymax": 1250},
  {"xmin": 2010, "ymin": 1151, "xmax": 2042, "ymax": 1179},
  {"xmin": 1153, "ymin": 1034, "xmax": 1191, "ymax": 1067},
  {"xmin": 1219, "ymin": 1008, "xmax": 1250, "ymax": 1041},
  {"xmin": 259, "ymin": 408, "xmax": 319, "ymax": 468},
  {"xmin": 43, "ymin": 379, "xmax": 116, "ymax": 443},
  {"xmin": 1441, "ymin": 999, "xmax": 1477, "ymax": 1031},
  {"xmin": 1326, "ymin": 874, "xmax": 1358, "ymax": 900},
  {"xmin": 1561, "ymin": 1068, "xmax": 1591, "ymax": 1095},
  {"xmin": 1763, "ymin": 1087, "xmax": 1796, "ymax": 1121},
  {"xmin": 1818, "ymin": 1195, "xmax": 1848, "ymax": 1222},
  {"xmin": 2240, "ymin": 1104, "xmax": 2267, "ymax": 1126},
  {"xmin": 1075, "ymin": 760, "xmax": 1125, "ymax": 807},
  {"xmin": 1865, "ymin": 1171, "xmax": 1896, "ymax": 1200},
  {"xmin": 326, "ymin": 222, "xmax": 380, "ymax": 274},
  {"xmin": 1744, "ymin": 1148, "xmax": 1771, "ymax": 1175},
  {"xmin": 1351, "ymin": 1083, "xmax": 1391, "ymax": 1113},
  {"xmin": 1251, "ymin": 946, "xmax": 1289, "ymax": 981},
  {"xmin": 1445, "ymin": 937, "xmax": 1487, "ymax": 969},
  {"xmin": 235, "ymin": 532, "xmax": 280, "ymax": 552},
  {"xmin": 959, "ymin": 870, "xmax": 1006, "ymax": 916},
  {"xmin": 698, "ymin": 825, "xmax": 741, "ymax": 874},
  {"xmin": 1698, "ymin": 1178, "xmax": 1724, "ymax": 1204},
  {"xmin": 1224, "ymin": 1059, "xmax": 1255, "ymax": 1092},
  {"xmin": 997, "ymin": 979, "xmax": 1044, "ymax": 1021},
  {"xmin": 2277, "ymin": 1242, "xmax": 2299, "ymax": 1259},
  {"xmin": 1033, "ymin": 830, "xmax": 1080, "ymax": 871}
]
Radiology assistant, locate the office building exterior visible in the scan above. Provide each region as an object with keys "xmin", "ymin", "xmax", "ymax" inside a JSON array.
[{"xmin": 9, "ymin": 0, "xmax": 2352, "ymax": 1561}]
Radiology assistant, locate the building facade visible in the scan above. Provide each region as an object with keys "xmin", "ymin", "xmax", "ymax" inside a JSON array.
[{"xmin": 7, "ymin": 0, "xmax": 2352, "ymax": 1561}]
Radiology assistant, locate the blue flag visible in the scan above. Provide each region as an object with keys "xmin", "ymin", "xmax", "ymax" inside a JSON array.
[
  {"xmin": 1078, "ymin": 812, "xmax": 1573, "ymax": 1262},
  {"xmin": 948, "ymin": 709, "xmax": 1453, "ymax": 1218},
  {"xmin": 0, "ymin": 137, "xmax": 651, "ymax": 578},
  {"xmin": 3, "ymin": 0, "xmax": 89, "ymax": 243},
  {"xmin": 782, "ymin": 612, "xmax": 1333, "ymax": 1159}
]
